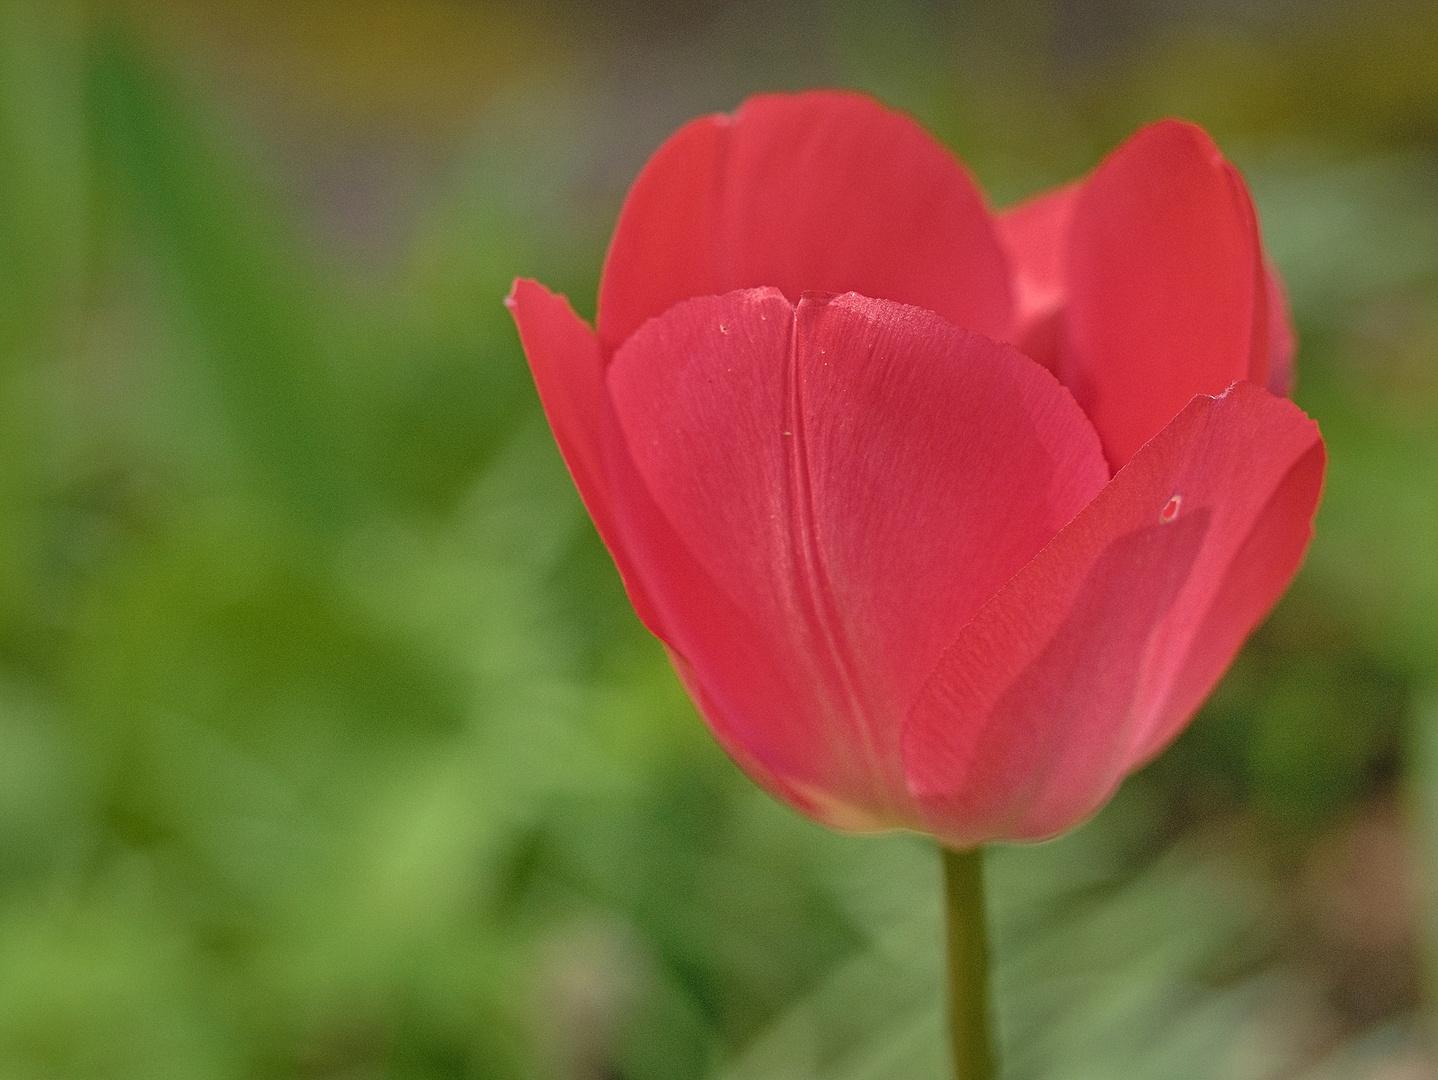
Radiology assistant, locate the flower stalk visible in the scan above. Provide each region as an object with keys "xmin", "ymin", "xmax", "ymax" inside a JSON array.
[{"xmin": 943, "ymin": 845, "xmax": 995, "ymax": 1080}]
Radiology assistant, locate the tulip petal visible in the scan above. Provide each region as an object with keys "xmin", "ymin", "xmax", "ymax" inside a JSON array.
[
  {"xmin": 1062, "ymin": 120, "xmax": 1269, "ymax": 469},
  {"xmin": 599, "ymin": 365, "xmax": 865, "ymax": 825},
  {"xmin": 606, "ymin": 287, "xmax": 1108, "ymax": 826},
  {"xmin": 510, "ymin": 279, "xmax": 845, "ymax": 821},
  {"xmin": 597, "ymin": 90, "xmax": 1012, "ymax": 355},
  {"xmin": 1264, "ymin": 263, "xmax": 1297, "ymax": 396},
  {"xmin": 1131, "ymin": 438, "xmax": 1325, "ymax": 764},
  {"xmin": 506, "ymin": 280, "xmax": 608, "ymax": 528},
  {"xmin": 903, "ymin": 380, "xmax": 1323, "ymax": 847},
  {"xmin": 665, "ymin": 646, "xmax": 874, "ymax": 831},
  {"xmin": 505, "ymin": 278, "xmax": 665, "ymax": 636},
  {"xmin": 996, "ymin": 181, "xmax": 1079, "ymax": 372}
]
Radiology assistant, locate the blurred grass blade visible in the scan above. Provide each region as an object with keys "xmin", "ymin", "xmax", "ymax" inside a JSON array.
[
  {"xmin": 0, "ymin": 0, "xmax": 87, "ymax": 361},
  {"xmin": 86, "ymin": 18, "xmax": 354, "ymax": 526}
]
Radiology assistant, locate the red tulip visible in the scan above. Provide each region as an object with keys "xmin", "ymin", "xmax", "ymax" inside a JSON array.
[{"xmin": 507, "ymin": 91, "xmax": 1324, "ymax": 848}]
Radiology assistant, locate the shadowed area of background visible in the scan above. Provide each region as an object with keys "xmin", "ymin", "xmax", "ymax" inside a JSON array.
[{"xmin": 1, "ymin": 1, "xmax": 1437, "ymax": 1077}]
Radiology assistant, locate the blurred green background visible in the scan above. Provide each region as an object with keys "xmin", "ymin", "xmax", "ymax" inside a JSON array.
[{"xmin": 1, "ymin": 1, "xmax": 1437, "ymax": 1077}]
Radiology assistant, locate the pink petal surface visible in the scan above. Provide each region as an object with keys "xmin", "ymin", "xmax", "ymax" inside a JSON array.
[
  {"xmin": 597, "ymin": 90, "xmax": 1012, "ymax": 356},
  {"xmin": 1264, "ymin": 263, "xmax": 1297, "ymax": 395},
  {"xmin": 507, "ymin": 280, "xmax": 851, "ymax": 824},
  {"xmin": 1062, "ymin": 121, "xmax": 1268, "ymax": 470},
  {"xmin": 601, "ymin": 351, "xmax": 854, "ymax": 825},
  {"xmin": 665, "ymin": 647, "xmax": 847, "ymax": 828},
  {"xmin": 996, "ymin": 181, "xmax": 1079, "ymax": 372},
  {"xmin": 902, "ymin": 380, "xmax": 1323, "ymax": 847},
  {"xmin": 605, "ymin": 288, "xmax": 1107, "ymax": 827},
  {"xmin": 1224, "ymin": 158, "xmax": 1275, "ymax": 394},
  {"xmin": 1130, "ymin": 437, "xmax": 1324, "ymax": 764},
  {"xmin": 506, "ymin": 278, "xmax": 667, "ymax": 637},
  {"xmin": 505, "ymin": 281, "xmax": 608, "ymax": 528}
]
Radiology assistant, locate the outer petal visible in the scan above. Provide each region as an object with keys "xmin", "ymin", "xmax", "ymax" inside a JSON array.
[
  {"xmin": 509, "ymin": 279, "xmax": 831, "ymax": 819},
  {"xmin": 665, "ymin": 647, "xmax": 860, "ymax": 830},
  {"xmin": 995, "ymin": 181, "xmax": 1079, "ymax": 372},
  {"xmin": 506, "ymin": 281, "xmax": 609, "ymax": 533},
  {"xmin": 596, "ymin": 90, "xmax": 1012, "ymax": 355},
  {"xmin": 902, "ymin": 381, "xmax": 1323, "ymax": 847},
  {"xmin": 606, "ymin": 288, "xmax": 1108, "ymax": 827},
  {"xmin": 505, "ymin": 279, "xmax": 663, "ymax": 636},
  {"xmin": 600, "ymin": 367, "xmax": 852, "ymax": 827},
  {"xmin": 1061, "ymin": 120, "xmax": 1269, "ymax": 470},
  {"xmin": 1264, "ymin": 263, "xmax": 1297, "ymax": 396}
]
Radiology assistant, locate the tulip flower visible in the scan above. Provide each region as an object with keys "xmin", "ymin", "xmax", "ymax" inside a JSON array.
[
  {"xmin": 508, "ymin": 89, "xmax": 1323, "ymax": 848},
  {"xmin": 508, "ymin": 90, "xmax": 1324, "ymax": 1077}
]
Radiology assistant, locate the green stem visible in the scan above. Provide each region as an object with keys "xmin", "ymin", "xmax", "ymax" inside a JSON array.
[{"xmin": 942, "ymin": 845, "xmax": 996, "ymax": 1080}]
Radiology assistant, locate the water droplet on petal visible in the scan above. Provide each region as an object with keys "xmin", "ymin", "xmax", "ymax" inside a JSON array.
[
  {"xmin": 1160, "ymin": 495, "xmax": 1182, "ymax": 523},
  {"xmin": 719, "ymin": 323, "xmax": 731, "ymax": 334}
]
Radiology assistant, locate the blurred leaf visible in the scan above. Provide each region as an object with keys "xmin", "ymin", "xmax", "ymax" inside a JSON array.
[
  {"xmin": 0, "ymin": 0, "xmax": 87, "ymax": 358},
  {"xmin": 86, "ymin": 18, "xmax": 355, "ymax": 526}
]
